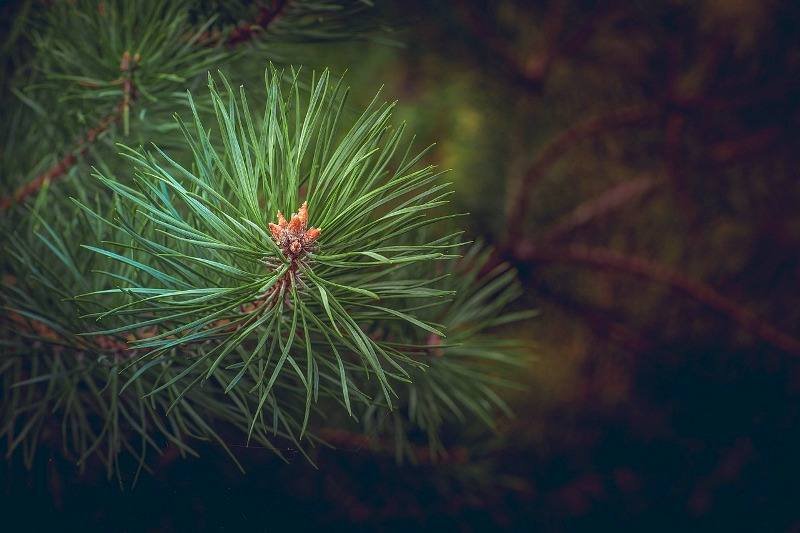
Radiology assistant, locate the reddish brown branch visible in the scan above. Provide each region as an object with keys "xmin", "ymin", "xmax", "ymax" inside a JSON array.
[
  {"xmin": 504, "ymin": 104, "xmax": 661, "ymax": 246},
  {"xmin": 512, "ymin": 243, "xmax": 800, "ymax": 357},
  {"xmin": 539, "ymin": 176, "xmax": 660, "ymax": 242},
  {"xmin": 0, "ymin": 111, "xmax": 118, "ymax": 211},
  {"xmin": 1, "ymin": 51, "xmax": 140, "ymax": 211},
  {"xmin": 225, "ymin": 0, "xmax": 287, "ymax": 46},
  {"xmin": 197, "ymin": 0, "xmax": 289, "ymax": 47}
]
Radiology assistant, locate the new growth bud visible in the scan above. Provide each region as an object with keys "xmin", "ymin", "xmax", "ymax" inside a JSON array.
[{"xmin": 268, "ymin": 201, "xmax": 321, "ymax": 259}]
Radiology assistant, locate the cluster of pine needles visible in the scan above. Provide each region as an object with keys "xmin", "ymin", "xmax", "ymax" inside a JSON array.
[{"xmin": 0, "ymin": 0, "xmax": 532, "ymax": 482}]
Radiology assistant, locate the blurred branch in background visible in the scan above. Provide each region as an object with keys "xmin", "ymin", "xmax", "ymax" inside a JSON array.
[
  {"xmin": 0, "ymin": 49, "xmax": 135, "ymax": 210},
  {"xmin": 454, "ymin": 0, "xmax": 618, "ymax": 93},
  {"xmin": 503, "ymin": 104, "xmax": 661, "ymax": 245},
  {"xmin": 357, "ymin": 2, "xmax": 800, "ymax": 521},
  {"xmin": 537, "ymin": 176, "xmax": 660, "ymax": 243},
  {"xmin": 449, "ymin": 0, "xmax": 800, "ymax": 361},
  {"xmin": 513, "ymin": 243, "xmax": 800, "ymax": 357}
]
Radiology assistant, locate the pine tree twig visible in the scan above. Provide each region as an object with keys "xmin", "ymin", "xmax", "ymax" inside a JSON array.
[
  {"xmin": 197, "ymin": 0, "xmax": 288, "ymax": 47},
  {"xmin": 2, "ymin": 69, "xmax": 522, "ymax": 471},
  {"xmin": 709, "ymin": 126, "xmax": 781, "ymax": 164},
  {"xmin": 3, "ymin": 311, "xmax": 64, "ymax": 345},
  {"xmin": 512, "ymin": 243, "xmax": 800, "ymax": 357},
  {"xmin": 2, "ymin": 282, "xmax": 280, "ymax": 359},
  {"xmin": 2, "ymin": 309, "xmax": 139, "ymax": 361},
  {"xmin": 0, "ymin": 111, "xmax": 117, "ymax": 211},
  {"xmin": 1, "ymin": 51, "xmax": 140, "ymax": 211},
  {"xmin": 3, "ymin": 0, "xmax": 291, "ymax": 211},
  {"xmin": 538, "ymin": 176, "xmax": 660, "ymax": 242},
  {"xmin": 455, "ymin": 1, "xmax": 607, "ymax": 93},
  {"xmin": 226, "ymin": 0, "xmax": 287, "ymax": 45},
  {"xmin": 503, "ymin": 104, "xmax": 661, "ymax": 246}
]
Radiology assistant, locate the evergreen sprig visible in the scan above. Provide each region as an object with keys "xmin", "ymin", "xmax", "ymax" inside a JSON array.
[{"xmin": 79, "ymin": 67, "xmax": 461, "ymax": 441}]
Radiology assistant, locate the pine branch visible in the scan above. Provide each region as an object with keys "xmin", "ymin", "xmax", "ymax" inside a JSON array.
[
  {"xmin": 538, "ymin": 176, "xmax": 660, "ymax": 242},
  {"xmin": 1, "ymin": 2, "xmax": 528, "ymax": 476},
  {"xmin": 503, "ymin": 104, "xmax": 661, "ymax": 247},
  {"xmin": 512, "ymin": 243, "xmax": 800, "ymax": 357},
  {"xmin": 223, "ymin": 0, "xmax": 288, "ymax": 46},
  {"xmin": 76, "ymin": 68, "xmax": 462, "ymax": 439},
  {"xmin": 0, "ymin": 110, "xmax": 118, "ymax": 211},
  {"xmin": 0, "ymin": 49, "xmax": 140, "ymax": 210}
]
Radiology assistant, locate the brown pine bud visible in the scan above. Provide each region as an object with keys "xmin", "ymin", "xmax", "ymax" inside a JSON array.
[
  {"xmin": 288, "ymin": 214, "xmax": 303, "ymax": 233},
  {"xmin": 305, "ymin": 227, "xmax": 321, "ymax": 243},
  {"xmin": 268, "ymin": 222, "xmax": 282, "ymax": 241},
  {"xmin": 297, "ymin": 201, "xmax": 308, "ymax": 226},
  {"xmin": 268, "ymin": 202, "xmax": 322, "ymax": 259}
]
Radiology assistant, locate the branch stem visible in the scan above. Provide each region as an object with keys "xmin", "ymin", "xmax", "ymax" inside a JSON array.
[
  {"xmin": 503, "ymin": 104, "xmax": 661, "ymax": 246},
  {"xmin": 513, "ymin": 243, "xmax": 800, "ymax": 357}
]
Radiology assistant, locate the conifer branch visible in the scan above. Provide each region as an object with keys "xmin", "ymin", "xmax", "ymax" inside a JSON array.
[
  {"xmin": 512, "ymin": 243, "xmax": 800, "ymax": 357},
  {"xmin": 504, "ymin": 104, "xmax": 661, "ymax": 246},
  {"xmin": 2, "ymin": 0, "xmax": 343, "ymax": 211},
  {"xmin": 224, "ymin": 0, "xmax": 288, "ymax": 46},
  {"xmin": 0, "ymin": 111, "xmax": 117, "ymax": 211},
  {"xmin": 1, "ymin": 3, "xmax": 528, "ymax": 476},
  {"xmin": 538, "ymin": 176, "xmax": 660, "ymax": 242},
  {"xmin": 0, "ymin": 50, "xmax": 140, "ymax": 211}
]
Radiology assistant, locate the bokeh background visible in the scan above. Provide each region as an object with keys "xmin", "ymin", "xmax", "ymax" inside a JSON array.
[{"xmin": 3, "ymin": 0, "xmax": 800, "ymax": 530}]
